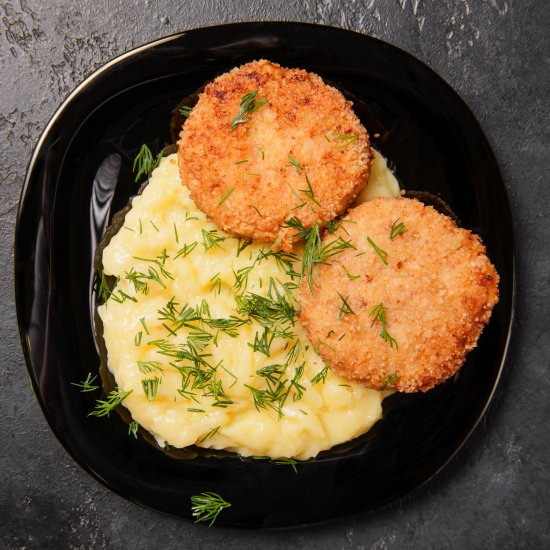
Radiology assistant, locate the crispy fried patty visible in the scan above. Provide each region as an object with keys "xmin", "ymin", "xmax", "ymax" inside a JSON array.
[
  {"xmin": 178, "ymin": 60, "xmax": 372, "ymax": 251},
  {"xmin": 299, "ymin": 197, "xmax": 499, "ymax": 393}
]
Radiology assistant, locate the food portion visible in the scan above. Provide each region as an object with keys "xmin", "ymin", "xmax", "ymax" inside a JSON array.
[
  {"xmin": 94, "ymin": 57, "xmax": 500, "ymax": 464},
  {"xmin": 178, "ymin": 59, "xmax": 372, "ymax": 251},
  {"xmin": 299, "ymin": 197, "xmax": 499, "ymax": 393},
  {"xmin": 97, "ymin": 153, "xmax": 400, "ymax": 460}
]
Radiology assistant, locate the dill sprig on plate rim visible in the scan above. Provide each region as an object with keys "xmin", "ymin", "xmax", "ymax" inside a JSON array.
[{"xmin": 190, "ymin": 492, "xmax": 231, "ymax": 527}]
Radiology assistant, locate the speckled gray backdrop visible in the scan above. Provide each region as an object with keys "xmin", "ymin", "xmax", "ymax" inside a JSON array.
[{"xmin": 1, "ymin": 1, "xmax": 549, "ymax": 548}]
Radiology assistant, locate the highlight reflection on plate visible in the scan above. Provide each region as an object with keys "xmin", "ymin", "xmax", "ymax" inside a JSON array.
[{"xmin": 15, "ymin": 22, "xmax": 514, "ymax": 528}]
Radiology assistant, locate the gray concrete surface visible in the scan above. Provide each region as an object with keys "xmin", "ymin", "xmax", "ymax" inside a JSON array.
[{"xmin": 1, "ymin": 0, "xmax": 549, "ymax": 548}]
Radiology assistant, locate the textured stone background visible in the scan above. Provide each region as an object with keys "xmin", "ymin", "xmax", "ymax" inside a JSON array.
[{"xmin": 1, "ymin": 1, "xmax": 549, "ymax": 548}]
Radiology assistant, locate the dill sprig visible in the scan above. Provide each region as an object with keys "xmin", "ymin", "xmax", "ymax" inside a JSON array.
[
  {"xmin": 381, "ymin": 371, "xmax": 398, "ymax": 389},
  {"xmin": 128, "ymin": 421, "xmax": 139, "ymax": 439},
  {"xmin": 236, "ymin": 280, "xmax": 297, "ymax": 331},
  {"xmin": 390, "ymin": 218, "xmax": 407, "ymax": 240},
  {"xmin": 342, "ymin": 265, "xmax": 361, "ymax": 280},
  {"xmin": 311, "ymin": 364, "xmax": 329, "ymax": 385},
  {"xmin": 367, "ymin": 236, "xmax": 388, "ymax": 265},
  {"xmin": 179, "ymin": 105, "xmax": 193, "ymax": 117},
  {"xmin": 236, "ymin": 239, "xmax": 251, "ymax": 257},
  {"xmin": 233, "ymin": 265, "xmax": 255, "ymax": 294},
  {"xmin": 337, "ymin": 292, "xmax": 354, "ymax": 319},
  {"xmin": 137, "ymin": 360, "xmax": 164, "ymax": 374},
  {"xmin": 281, "ymin": 218, "xmax": 355, "ymax": 293},
  {"xmin": 218, "ymin": 187, "xmax": 234, "ymax": 206},
  {"xmin": 132, "ymin": 254, "xmax": 174, "ymax": 281},
  {"xmin": 190, "ymin": 492, "xmax": 231, "ymax": 527},
  {"xmin": 299, "ymin": 174, "xmax": 320, "ymax": 207},
  {"xmin": 231, "ymin": 90, "xmax": 268, "ymax": 130},
  {"xmin": 197, "ymin": 425, "xmax": 221, "ymax": 445},
  {"xmin": 275, "ymin": 457, "xmax": 298, "ymax": 473},
  {"xmin": 71, "ymin": 373, "xmax": 99, "ymax": 393},
  {"xmin": 89, "ymin": 388, "xmax": 132, "ymax": 417},
  {"xmin": 369, "ymin": 303, "xmax": 398, "ymax": 350},
  {"xmin": 174, "ymin": 242, "xmax": 198, "ymax": 259},
  {"xmin": 97, "ymin": 272, "xmax": 114, "ymax": 304},
  {"xmin": 288, "ymin": 154, "xmax": 303, "ymax": 174},
  {"xmin": 201, "ymin": 229, "xmax": 227, "ymax": 251},
  {"xmin": 133, "ymin": 144, "xmax": 162, "ymax": 182},
  {"xmin": 141, "ymin": 377, "xmax": 161, "ymax": 401},
  {"xmin": 332, "ymin": 133, "xmax": 358, "ymax": 147}
]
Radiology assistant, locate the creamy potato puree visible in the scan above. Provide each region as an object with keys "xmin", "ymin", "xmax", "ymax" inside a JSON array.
[{"xmin": 98, "ymin": 151, "xmax": 400, "ymax": 460}]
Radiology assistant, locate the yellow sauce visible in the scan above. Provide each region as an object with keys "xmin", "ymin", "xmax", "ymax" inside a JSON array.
[{"xmin": 98, "ymin": 150, "xmax": 399, "ymax": 459}]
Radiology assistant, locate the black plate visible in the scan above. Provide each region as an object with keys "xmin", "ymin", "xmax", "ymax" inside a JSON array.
[{"xmin": 14, "ymin": 22, "xmax": 514, "ymax": 528}]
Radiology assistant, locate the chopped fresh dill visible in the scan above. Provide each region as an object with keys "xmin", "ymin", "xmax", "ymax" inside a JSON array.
[
  {"xmin": 125, "ymin": 267, "xmax": 149, "ymax": 295},
  {"xmin": 251, "ymin": 205, "xmax": 263, "ymax": 217},
  {"xmin": 342, "ymin": 265, "xmax": 361, "ymax": 280},
  {"xmin": 174, "ymin": 241, "xmax": 198, "ymax": 259},
  {"xmin": 236, "ymin": 239, "xmax": 251, "ymax": 257},
  {"xmin": 137, "ymin": 360, "xmax": 163, "ymax": 374},
  {"xmin": 133, "ymin": 144, "xmax": 162, "ymax": 182},
  {"xmin": 89, "ymin": 388, "xmax": 132, "ymax": 417},
  {"xmin": 369, "ymin": 303, "xmax": 398, "ymax": 350},
  {"xmin": 332, "ymin": 133, "xmax": 359, "ymax": 147},
  {"xmin": 132, "ymin": 255, "xmax": 174, "ymax": 281},
  {"xmin": 288, "ymin": 154, "xmax": 303, "ymax": 174},
  {"xmin": 249, "ymin": 327, "xmax": 274, "ymax": 356},
  {"xmin": 281, "ymin": 218, "xmax": 355, "ymax": 293},
  {"xmin": 381, "ymin": 371, "xmax": 398, "ymax": 389},
  {"xmin": 230, "ymin": 89, "xmax": 268, "ymax": 131},
  {"xmin": 97, "ymin": 272, "xmax": 113, "ymax": 304},
  {"xmin": 141, "ymin": 377, "xmax": 161, "ymax": 401},
  {"xmin": 188, "ymin": 408, "xmax": 206, "ymax": 413},
  {"xmin": 139, "ymin": 317, "xmax": 149, "ymax": 335},
  {"xmin": 134, "ymin": 331, "xmax": 143, "ymax": 346},
  {"xmin": 233, "ymin": 265, "xmax": 254, "ymax": 294},
  {"xmin": 390, "ymin": 218, "xmax": 408, "ymax": 240},
  {"xmin": 367, "ymin": 236, "xmax": 388, "ymax": 265},
  {"xmin": 210, "ymin": 274, "xmax": 222, "ymax": 295},
  {"xmin": 201, "ymin": 229, "xmax": 227, "ymax": 251},
  {"xmin": 179, "ymin": 105, "xmax": 193, "ymax": 117},
  {"xmin": 138, "ymin": 218, "xmax": 143, "ymax": 235},
  {"xmin": 234, "ymin": 159, "xmax": 249, "ymax": 164},
  {"xmin": 150, "ymin": 219, "xmax": 160, "ymax": 232},
  {"xmin": 247, "ymin": 172, "xmax": 261, "ymax": 177},
  {"xmin": 110, "ymin": 290, "xmax": 137, "ymax": 304},
  {"xmin": 300, "ymin": 174, "xmax": 320, "ymax": 206},
  {"xmin": 218, "ymin": 187, "xmax": 234, "ymax": 205},
  {"xmin": 257, "ymin": 147, "xmax": 265, "ymax": 159},
  {"xmin": 173, "ymin": 223, "xmax": 179, "ymax": 243},
  {"xmin": 197, "ymin": 426, "xmax": 221, "ymax": 444},
  {"xmin": 128, "ymin": 421, "xmax": 139, "ymax": 438},
  {"xmin": 275, "ymin": 457, "xmax": 298, "ymax": 473},
  {"xmin": 123, "ymin": 225, "xmax": 134, "ymax": 232},
  {"xmin": 337, "ymin": 292, "xmax": 354, "ymax": 319},
  {"xmin": 70, "ymin": 373, "xmax": 99, "ymax": 393},
  {"xmin": 324, "ymin": 220, "xmax": 341, "ymax": 234},
  {"xmin": 185, "ymin": 212, "xmax": 199, "ymax": 222},
  {"xmin": 311, "ymin": 364, "xmax": 329, "ymax": 385},
  {"xmin": 190, "ymin": 492, "xmax": 231, "ymax": 527}
]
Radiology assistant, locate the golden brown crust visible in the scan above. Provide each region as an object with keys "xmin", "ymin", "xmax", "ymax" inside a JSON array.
[
  {"xmin": 178, "ymin": 59, "xmax": 372, "ymax": 251},
  {"xmin": 299, "ymin": 197, "xmax": 499, "ymax": 393}
]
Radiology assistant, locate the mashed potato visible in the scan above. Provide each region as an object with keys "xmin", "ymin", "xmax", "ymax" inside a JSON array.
[{"xmin": 98, "ymin": 151, "xmax": 399, "ymax": 459}]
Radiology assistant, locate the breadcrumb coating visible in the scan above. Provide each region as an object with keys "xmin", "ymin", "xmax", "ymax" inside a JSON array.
[
  {"xmin": 178, "ymin": 59, "xmax": 372, "ymax": 251},
  {"xmin": 299, "ymin": 197, "xmax": 499, "ymax": 393}
]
